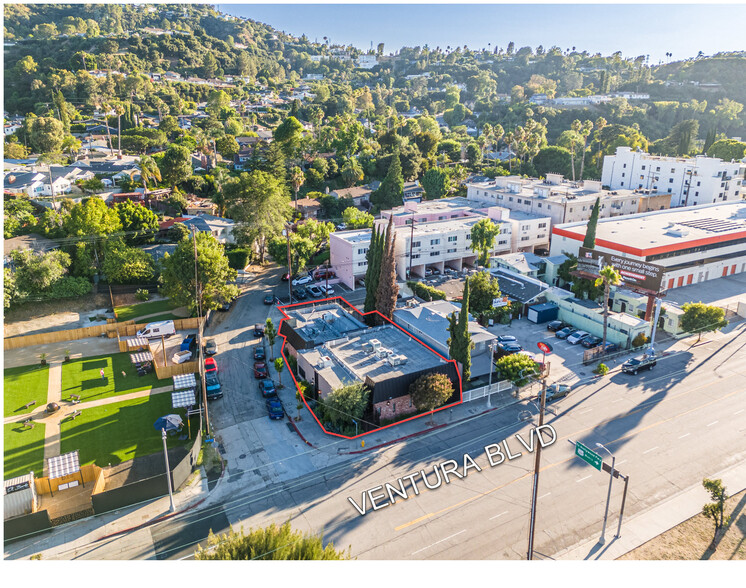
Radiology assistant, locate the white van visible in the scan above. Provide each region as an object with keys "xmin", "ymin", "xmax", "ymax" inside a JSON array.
[{"xmin": 137, "ymin": 320, "xmax": 176, "ymax": 339}]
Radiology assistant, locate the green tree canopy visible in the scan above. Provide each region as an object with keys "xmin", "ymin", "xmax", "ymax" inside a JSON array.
[
  {"xmin": 409, "ymin": 372, "xmax": 454, "ymax": 414},
  {"xmin": 680, "ymin": 302, "xmax": 728, "ymax": 342},
  {"xmin": 26, "ymin": 116, "xmax": 65, "ymax": 153},
  {"xmin": 533, "ymin": 146, "xmax": 572, "ymax": 178},
  {"xmin": 10, "ymin": 249, "xmax": 70, "ymax": 292},
  {"xmin": 495, "ymin": 353, "xmax": 540, "ymax": 387},
  {"xmin": 707, "ymin": 139, "xmax": 746, "ymax": 161},
  {"xmin": 421, "ymin": 167, "xmax": 451, "ymax": 200},
  {"xmin": 370, "ymin": 150, "xmax": 404, "ymax": 211},
  {"xmin": 470, "ymin": 218, "xmax": 500, "ymax": 266},
  {"xmin": 583, "ymin": 197, "xmax": 601, "ymax": 248},
  {"xmin": 159, "ymin": 144, "xmax": 192, "ymax": 187},
  {"xmin": 342, "ymin": 207, "xmax": 374, "ymax": 229},
  {"xmin": 102, "ymin": 241, "xmax": 155, "ymax": 284},
  {"xmin": 160, "ymin": 231, "xmax": 239, "ymax": 313},
  {"xmin": 116, "ymin": 200, "xmax": 159, "ymax": 245},
  {"xmin": 322, "ymin": 382, "xmax": 370, "ymax": 430},
  {"xmin": 468, "ymin": 270, "xmax": 503, "ymax": 317},
  {"xmin": 273, "ymin": 115, "xmax": 304, "ymax": 157}
]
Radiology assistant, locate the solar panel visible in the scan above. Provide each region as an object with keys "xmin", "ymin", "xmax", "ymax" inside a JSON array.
[
  {"xmin": 172, "ymin": 389, "xmax": 196, "ymax": 408},
  {"xmin": 677, "ymin": 218, "xmax": 744, "ymax": 233},
  {"xmin": 47, "ymin": 451, "xmax": 80, "ymax": 480},
  {"xmin": 173, "ymin": 373, "xmax": 197, "ymax": 390}
]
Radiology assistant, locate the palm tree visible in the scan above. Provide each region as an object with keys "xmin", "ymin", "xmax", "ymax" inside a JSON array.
[
  {"xmin": 595, "ymin": 265, "xmax": 622, "ymax": 351},
  {"xmin": 578, "ymin": 120, "xmax": 594, "ymax": 180},
  {"xmin": 101, "ymin": 102, "xmax": 114, "ymax": 156},
  {"xmin": 290, "ymin": 166, "xmax": 305, "ymax": 209},
  {"xmin": 504, "ymin": 131, "xmax": 515, "ymax": 172},
  {"xmin": 139, "ymin": 155, "xmax": 161, "ymax": 193},
  {"xmin": 570, "ymin": 119, "xmax": 582, "ymax": 181}
]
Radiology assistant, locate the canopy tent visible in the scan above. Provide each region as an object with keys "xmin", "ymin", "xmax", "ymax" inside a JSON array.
[
  {"xmin": 125, "ymin": 337, "xmax": 149, "ymax": 351},
  {"xmin": 46, "ymin": 451, "xmax": 84, "ymax": 495},
  {"xmin": 130, "ymin": 351, "xmax": 153, "ymax": 364},
  {"xmin": 173, "ymin": 373, "xmax": 197, "ymax": 391},
  {"xmin": 172, "ymin": 389, "xmax": 196, "ymax": 409}
]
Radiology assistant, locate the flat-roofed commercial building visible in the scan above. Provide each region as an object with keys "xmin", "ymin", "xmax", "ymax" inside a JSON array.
[
  {"xmin": 602, "ymin": 146, "xmax": 745, "ymax": 207},
  {"xmin": 550, "ymin": 201, "xmax": 746, "ymax": 291}
]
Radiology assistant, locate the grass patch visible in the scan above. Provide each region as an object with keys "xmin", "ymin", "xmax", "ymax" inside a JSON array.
[
  {"xmin": 60, "ymin": 353, "xmax": 161, "ymax": 402},
  {"xmin": 115, "ymin": 299, "xmax": 177, "ymax": 323},
  {"xmin": 132, "ymin": 313, "xmax": 184, "ymax": 324},
  {"xmin": 4, "ymin": 421, "xmax": 46, "ymax": 480},
  {"xmin": 4, "ymin": 364, "xmax": 50, "ymax": 417},
  {"xmin": 60, "ymin": 394, "xmax": 189, "ymax": 467},
  {"xmin": 620, "ymin": 488, "xmax": 746, "ymax": 560}
]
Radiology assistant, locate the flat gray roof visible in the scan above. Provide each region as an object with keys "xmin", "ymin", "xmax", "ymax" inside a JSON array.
[{"xmin": 285, "ymin": 302, "xmax": 368, "ymax": 345}]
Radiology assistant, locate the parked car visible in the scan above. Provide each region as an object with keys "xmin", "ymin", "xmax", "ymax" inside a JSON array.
[
  {"xmin": 281, "ymin": 273, "xmax": 290, "ymax": 282},
  {"xmin": 497, "ymin": 341, "xmax": 523, "ymax": 356},
  {"xmin": 424, "ymin": 268, "xmax": 434, "ymax": 277},
  {"xmin": 253, "ymin": 346, "xmax": 265, "ymax": 361},
  {"xmin": 541, "ymin": 384, "xmax": 571, "ymax": 402},
  {"xmin": 254, "ymin": 361, "xmax": 268, "ymax": 379},
  {"xmin": 336, "ymin": 222, "xmax": 347, "ymax": 230},
  {"xmin": 263, "ymin": 294, "xmax": 275, "ymax": 305},
  {"xmin": 581, "ymin": 335, "xmax": 603, "ymax": 349},
  {"xmin": 218, "ymin": 298, "xmax": 233, "ymax": 312},
  {"xmin": 180, "ymin": 333, "xmax": 198, "ymax": 352},
  {"xmin": 319, "ymin": 284, "xmax": 335, "ymax": 296},
  {"xmin": 253, "ymin": 323, "xmax": 265, "ymax": 336},
  {"xmin": 294, "ymin": 287, "xmax": 307, "ymax": 300},
  {"xmin": 204, "ymin": 338, "xmax": 218, "ymax": 356},
  {"xmin": 292, "ymin": 275, "xmax": 313, "ymax": 286},
  {"xmin": 567, "ymin": 331, "xmax": 591, "ymax": 345},
  {"xmin": 622, "ymin": 353, "xmax": 657, "ymax": 374},
  {"xmin": 307, "ymin": 285, "xmax": 323, "ymax": 298},
  {"xmin": 604, "ymin": 342, "xmax": 619, "ymax": 353},
  {"xmin": 259, "ymin": 378, "xmax": 276, "ymax": 398},
  {"xmin": 266, "ymin": 397, "xmax": 284, "ymax": 419},
  {"xmin": 546, "ymin": 320, "xmax": 565, "ymax": 332},
  {"xmin": 428, "ymin": 267, "xmax": 441, "ymax": 275},
  {"xmin": 555, "ymin": 327, "xmax": 577, "ymax": 340},
  {"xmin": 497, "ymin": 335, "xmax": 517, "ymax": 343},
  {"xmin": 313, "ymin": 268, "xmax": 336, "ymax": 281},
  {"xmin": 172, "ymin": 350, "xmax": 192, "ymax": 364},
  {"xmin": 205, "ymin": 371, "xmax": 222, "ymax": 399},
  {"xmin": 204, "ymin": 357, "xmax": 218, "ymax": 373}
]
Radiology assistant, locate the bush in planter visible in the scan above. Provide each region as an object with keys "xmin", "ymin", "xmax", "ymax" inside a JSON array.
[
  {"xmin": 40, "ymin": 353, "xmax": 47, "ymax": 366},
  {"xmin": 631, "ymin": 332, "xmax": 649, "ymax": 348},
  {"xmin": 135, "ymin": 288, "xmax": 150, "ymax": 302},
  {"xmin": 594, "ymin": 363, "xmax": 609, "ymax": 376},
  {"xmin": 64, "ymin": 349, "xmax": 71, "ymax": 362}
]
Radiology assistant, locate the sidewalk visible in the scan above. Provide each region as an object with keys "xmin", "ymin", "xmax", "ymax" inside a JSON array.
[{"xmin": 554, "ymin": 460, "xmax": 746, "ymax": 560}]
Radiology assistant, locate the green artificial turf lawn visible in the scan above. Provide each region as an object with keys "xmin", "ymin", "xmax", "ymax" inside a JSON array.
[
  {"xmin": 132, "ymin": 313, "xmax": 184, "ymax": 323},
  {"xmin": 4, "ymin": 421, "xmax": 46, "ymax": 480},
  {"xmin": 4, "ymin": 364, "xmax": 50, "ymax": 417},
  {"xmin": 115, "ymin": 299, "xmax": 178, "ymax": 322},
  {"xmin": 59, "ymin": 394, "xmax": 189, "ymax": 467},
  {"xmin": 60, "ymin": 353, "xmax": 162, "ymax": 402}
]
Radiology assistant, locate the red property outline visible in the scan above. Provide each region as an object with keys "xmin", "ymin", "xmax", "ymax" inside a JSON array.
[{"xmin": 277, "ymin": 296, "xmax": 463, "ymax": 439}]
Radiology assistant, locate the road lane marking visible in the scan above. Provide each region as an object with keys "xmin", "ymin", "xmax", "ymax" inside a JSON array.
[
  {"xmin": 707, "ymin": 421, "xmax": 719, "ymax": 427},
  {"xmin": 578, "ymin": 408, "xmax": 593, "ymax": 414},
  {"xmin": 642, "ymin": 447, "xmax": 659, "ymax": 454},
  {"xmin": 539, "ymin": 492, "xmax": 551, "ymax": 500},
  {"xmin": 611, "ymin": 398, "xmax": 624, "ymax": 403},
  {"xmin": 678, "ymin": 433, "xmax": 690, "ymax": 439},
  {"xmin": 489, "ymin": 511, "xmax": 509, "ymax": 520},
  {"xmin": 410, "ymin": 529, "xmax": 466, "ymax": 555},
  {"xmin": 616, "ymin": 460, "xmax": 627, "ymax": 466},
  {"xmin": 576, "ymin": 475, "xmax": 592, "ymax": 483},
  {"xmin": 735, "ymin": 409, "xmax": 744, "ymax": 416},
  {"xmin": 394, "ymin": 380, "xmax": 743, "ymax": 533}
]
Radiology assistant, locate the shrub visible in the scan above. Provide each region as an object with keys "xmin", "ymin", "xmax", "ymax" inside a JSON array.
[
  {"xmin": 286, "ymin": 354, "xmax": 298, "ymax": 376},
  {"xmin": 407, "ymin": 280, "xmax": 446, "ymax": 302},
  {"xmin": 226, "ymin": 248, "xmax": 251, "ymax": 270},
  {"xmin": 135, "ymin": 288, "xmax": 150, "ymax": 301},
  {"xmin": 594, "ymin": 363, "xmax": 610, "ymax": 376},
  {"xmin": 631, "ymin": 333, "xmax": 649, "ymax": 348}
]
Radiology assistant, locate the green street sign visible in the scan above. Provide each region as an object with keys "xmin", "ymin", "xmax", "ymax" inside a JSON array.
[{"xmin": 575, "ymin": 441, "xmax": 602, "ymax": 471}]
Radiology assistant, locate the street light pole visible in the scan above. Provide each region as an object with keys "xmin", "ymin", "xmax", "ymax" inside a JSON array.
[
  {"xmin": 161, "ymin": 428, "xmax": 175, "ymax": 512},
  {"xmin": 596, "ymin": 443, "xmax": 615, "ymax": 545},
  {"xmin": 487, "ymin": 342, "xmax": 495, "ymax": 407},
  {"xmin": 526, "ymin": 362, "xmax": 549, "ymax": 560},
  {"xmin": 284, "ymin": 224, "xmax": 292, "ymax": 303}
]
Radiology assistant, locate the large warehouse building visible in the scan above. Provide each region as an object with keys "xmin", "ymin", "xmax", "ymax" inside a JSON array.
[{"xmin": 550, "ymin": 201, "xmax": 746, "ymax": 291}]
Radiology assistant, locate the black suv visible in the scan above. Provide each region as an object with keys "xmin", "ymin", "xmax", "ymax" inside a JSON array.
[{"xmin": 622, "ymin": 353, "xmax": 657, "ymax": 374}]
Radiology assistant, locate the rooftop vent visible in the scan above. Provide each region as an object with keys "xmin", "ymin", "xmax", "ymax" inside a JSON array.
[
  {"xmin": 317, "ymin": 355, "xmax": 333, "ymax": 369},
  {"xmin": 388, "ymin": 354, "xmax": 408, "ymax": 366},
  {"xmin": 369, "ymin": 338, "xmax": 382, "ymax": 350},
  {"xmin": 375, "ymin": 347, "xmax": 391, "ymax": 359}
]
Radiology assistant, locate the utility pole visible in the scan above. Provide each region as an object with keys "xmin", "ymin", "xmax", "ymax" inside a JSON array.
[
  {"xmin": 161, "ymin": 428, "xmax": 175, "ymax": 512},
  {"xmin": 486, "ymin": 341, "xmax": 495, "ymax": 408},
  {"xmin": 527, "ymin": 362, "xmax": 549, "ymax": 560},
  {"xmin": 192, "ymin": 227, "xmax": 210, "ymax": 436},
  {"xmin": 285, "ymin": 224, "xmax": 292, "ymax": 303},
  {"xmin": 408, "ymin": 211, "xmax": 415, "ymax": 278}
]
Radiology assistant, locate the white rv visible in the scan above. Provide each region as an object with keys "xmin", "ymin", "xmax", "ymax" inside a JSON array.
[{"xmin": 137, "ymin": 320, "xmax": 176, "ymax": 339}]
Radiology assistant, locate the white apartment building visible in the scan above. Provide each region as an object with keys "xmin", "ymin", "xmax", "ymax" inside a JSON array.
[
  {"xmin": 601, "ymin": 146, "xmax": 745, "ymax": 207},
  {"xmin": 550, "ymin": 201, "xmax": 746, "ymax": 291},
  {"xmin": 466, "ymin": 173, "xmax": 669, "ymax": 228},
  {"xmin": 330, "ymin": 198, "xmax": 550, "ymax": 289},
  {"xmin": 357, "ymin": 54, "xmax": 378, "ymax": 69}
]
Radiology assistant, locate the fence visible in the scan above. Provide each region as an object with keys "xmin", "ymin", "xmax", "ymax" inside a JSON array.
[
  {"xmin": 462, "ymin": 380, "xmax": 513, "ymax": 402},
  {"xmin": 34, "ymin": 464, "xmax": 102, "ymax": 495},
  {"xmin": 4, "ymin": 510, "xmax": 53, "ymax": 543},
  {"xmin": 4, "ymin": 317, "xmax": 203, "ymax": 351}
]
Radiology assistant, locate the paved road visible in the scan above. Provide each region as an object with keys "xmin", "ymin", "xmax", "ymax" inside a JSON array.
[{"xmin": 137, "ymin": 324, "xmax": 746, "ymax": 560}]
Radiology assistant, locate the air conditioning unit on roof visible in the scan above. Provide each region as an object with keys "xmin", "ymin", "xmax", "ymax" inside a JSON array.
[{"xmin": 370, "ymin": 339, "xmax": 381, "ymax": 350}]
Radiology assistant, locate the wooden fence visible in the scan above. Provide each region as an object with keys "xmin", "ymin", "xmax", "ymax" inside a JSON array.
[
  {"xmin": 5, "ymin": 317, "xmax": 203, "ymax": 351},
  {"xmin": 153, "ymin": 360, "xmax": 200, "ymax": 379},
  {"xmin": 34, "ymin": 464, "xmax": 102, "ymax": 495}
]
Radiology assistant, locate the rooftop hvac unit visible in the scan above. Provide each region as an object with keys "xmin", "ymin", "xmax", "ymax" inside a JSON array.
[
  {"xmin": 388, "ymin": 354, "xmax": 408, "ymax": 366},
  {"xmin": 376, "ymin": 347, "xmax": 391, "ymax": 359},
  {"xmin": 370, "ymin": 338, "xmax": 382, "ymax": 350},
  {"xmin": 323, "ymin": 312, "xmax": 335, "ymax": 323},
  {"xmin": 362, "ymin": 342, "xmax": 374, "ymax": 353},
  {"xmin": 317, "ymin": 355, "xmax": 333, "ymax": 369}
]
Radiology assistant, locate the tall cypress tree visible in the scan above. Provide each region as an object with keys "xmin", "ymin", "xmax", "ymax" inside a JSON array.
[
  {"xmin": 370, "ymin": 150, "xmax": 404, "ymax": 211},
  {"xmin": 363, "ymin": 226, "xmax": 381, "ymax": 313},
  {"xmin": 583, "ymin": 197, "xmax": 600, "ymax": 249},
  {"xmin": 375, "ymin": 216, "xmax": 399, "ymax": 319},
  {"xmin": 457, "ymin": 278, "xmax": 473, "ymax": 381}
]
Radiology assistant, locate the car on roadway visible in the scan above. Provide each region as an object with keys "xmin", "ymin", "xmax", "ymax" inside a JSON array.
[
  {"xmin": 259, "ymin": 378, "xmax": 277, "ymax": 398},
  {"xmin": 218, "ymin": 297, "xmax": 235, "ymax": 312},
  {"xmin": 581, "ymin": 335, "xmax": 603, "ymax": 349},
  {"xmin": 263, "ymin": 294, "xmax": 275, "ymax": 305},
  {"xmin": 307, "ymin": 285, "xmax": 323, "ymax": 298},
  {"xmin": 555, "ymin": 327, "xmax": 577, "ymax": 340},
  {"xmin": 292, "ymin": 275, "xmax": 313, "ymax": 287},
  {"xmin": 567, "ymin": 330, "xmax": 591, "ymax": 345},
  {"xmin": 497, "ymin": 335, "xmax": 517, "ymax": 343},
  {"xmin": 254, "ymin": 361, "xmax": 268, "ymax": 379},
  {"xmin": 604, "ymin": 342, "xmax": 619, "ymax": 353},
  {"xmin": 253, "ymin": 323, "xmax": 265, "ymax": 337},
  {"xmin": 205, "ymin": 357, "xmax": 218, "ymax": 373},
  {"xmin": 172, "ymin": 350, "xmax": 193, "ymax": 364},
  {"xmin": 266, "ymin": 397, "xmax": 284, "ymax": 419},
  {"xmin": 546, "ymin": 320, "xmax": 565, "ymax": 332},
  {"xmin": 622, "ymin": 353, "xmax": 657, "ymax": 374},
  {"xmin": 204, "ymin": 338, "xmax": 218, "ymax": 356},
  {"xmin": 541, "ymin": 384, "xmax": 571, "ymax": 402},
  {"xmin": 253, "ymin": 346, "xmax": 265, "ymax": 361},
  {"xmin": 205, "ymin": 371, "xmax": 223, "ymax": 399}
]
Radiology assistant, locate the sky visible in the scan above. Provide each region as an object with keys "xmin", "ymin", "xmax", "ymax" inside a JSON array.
[{"xmin": 218, "ymin": 2, "xmax": 746, "ymax": 63}]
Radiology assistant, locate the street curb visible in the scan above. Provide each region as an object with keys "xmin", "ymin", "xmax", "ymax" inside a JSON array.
[{"xmin": 286, "ymin": 414, "xmax": 315, "ymax": 448}]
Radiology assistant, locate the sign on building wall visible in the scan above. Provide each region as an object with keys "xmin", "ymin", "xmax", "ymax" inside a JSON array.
[{"xmin": 576, "ymin": 247, "xmax": 664, "ymax": 293}]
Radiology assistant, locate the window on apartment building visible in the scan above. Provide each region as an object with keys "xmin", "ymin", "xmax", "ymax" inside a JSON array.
[
  {"xmin": 537, "ymin": 234, "xmax": 546, "ymax": 239},
  {"xmin": 641, "ymin": 165, "xmax": 646, "ymax": 170},
  {"xmin": 405, "ymin": 219, "xmax": 412, "ymax": 225},
  {"xmin": 639, "ymin": 184, "xmax": 643, "ymax": 188},
  {"xmin": 695, "ymin": 191, "xmax": 699, "ymax": 196},
  {"xmin": 621, "ymin": 173, "xmax": 625, "ymax": 177},
  {"xmin": 582, "ymin": 206, "xmax": 587, "ymax": 211},
  {"xmin": 719, "ymin": 192, "xmax": 724, "ymax": 197},
  {"xmin": 412, "ymin": 241, "xmax": 421, "ymax": 248},
  {"xmin": 430, "ymin": 238, "xmax": 440, "ymax": 245},
  {"xmin": 537, "ymin": 203, "xmax": 542, "ymax": 208},
  {"xmin": 538, "ymin": 223, "xmax": 547, "ymax": 228},
  {"xmin": 623, "ymin": 163, "xmax": 627, "ymax": 168},
  {"xmin": 521, "ymin": 236, "xmax": 530, "ymax": 241},
  {"xmin": 569, "ymin": 208, "xmax": 573, "ymax": 212},
  {"xmin": 621, "ymin": 182, "xmax": 624, "ymax": 186},
  {"xmin": 640, "ymin": 175, "xmax": 645, "ymax": 180},
  {"xmin": 466, "ymin": 234, "xmax": 471, "ymax": 240},
  {"xmin": 412, "ymin": 254, "xmax": 420, "ymax": 259},
  {"xmin": 498, "ymin": 240, "xmax": 507, "ymax": 245},
  {"xmin": 697, "ymin": 181, "xmax": 701, "ymax": 186},
  {"xmin": 430, "ymin": 251, "xmax": 440, "ymax": 257},
  {"xmin": 668, "ymin": 178, "xmax": 674, "ymax": 183},
  {"xmin": 357, "ymin": 262, "xmax": 367, "ymax": 267},
  {"xmin": 497, "ymin": 195, "xmax": 503, "ymax": 200},
  {"xmin": 521, "ymin": 225, "xmax": 530, "ymax": 230},
  {"xmin": 447, "ymin": 236, "xmax": 457, "ymax": 242},
  {"xmin": 671, "ymin": 168, "xmax": 675, "ymax": 173},
  {"xmin": 668, "ymin": 188, "xmax": 672, "ymax": 193},
  {"xmin": 451, "ymin": 214, "xmax": 458, "ymax": 218},
  {"xmin": 517, "ymin": 199, "xmax": 522, "ymax": 203},
  {"xmin": 721, "ymin": 182, "xmax": 725, "ymax": 187},
  {"xmin": 419, "ymin": 218, "xmax": 427, "ymax": 222},
  {"xmin": 357, "ymin": 248, "xmax": 368, "ymax": 255},
  {"xmin": 439, "ymin": 216, "xmax": 446, "ymax": 220},
  {"xmin": 447, "ymin": 248, "xmax": 457, "ymax": 253},
  {"xmin": 656, "ymin": 167, "xmax": 660, "ymax": 172},
  {"xmin": 547, "ymin": 205, "xmax": 551, "ymax": 210}
]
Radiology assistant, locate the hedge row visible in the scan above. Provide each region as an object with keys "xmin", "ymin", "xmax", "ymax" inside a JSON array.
[{"xmin": 407, "ymin": 280, "xmax": 447, "ymax": 301}]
